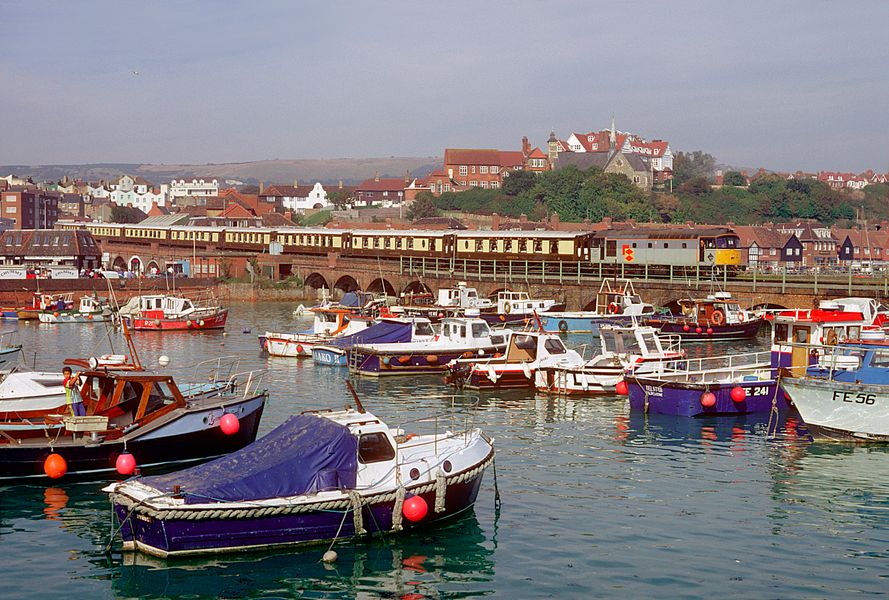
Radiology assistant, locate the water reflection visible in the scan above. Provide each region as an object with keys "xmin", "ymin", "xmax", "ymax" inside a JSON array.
[{"xmin": 113, "ymin": 514, "xmax": 495, "ymax": 599}]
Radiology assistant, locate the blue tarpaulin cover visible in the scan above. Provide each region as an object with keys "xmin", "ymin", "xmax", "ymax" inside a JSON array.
[
  {"xmin": 323, "ymin": 319, "xmax": 412, "ymax": 349},
  {"xmin": 142, "ymin": 414, "xmax": 358, "ymax": 504},
  {"xmin": 339, "ymin": 292, "xmax": 366, "ymax": 307}
]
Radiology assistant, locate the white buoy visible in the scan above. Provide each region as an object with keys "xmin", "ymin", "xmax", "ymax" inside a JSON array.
[
  {"xmin": 322, "ymin": 550, "xmax": 338, "ymax": 563},
  {"xmin": 158, "ymin": 355, "xmax": 170, "ymax": 367}
]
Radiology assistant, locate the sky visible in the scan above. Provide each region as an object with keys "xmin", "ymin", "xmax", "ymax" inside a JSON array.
[{"xmin": 1, "ymin": 0, "xmax": 887, "ymax": 172}]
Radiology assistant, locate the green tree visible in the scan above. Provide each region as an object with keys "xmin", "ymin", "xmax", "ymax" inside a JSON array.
[
  {"xmin": 327, "ymin": 189, "xmax": 352, "ymax": 209},
  {"xmin": 501, "ymin": 169, "xmax": 537, "ymax": 196},
  {"xmin": 723, "ymin": 171, "xmax": 746, "ymax": 186},
  {"xmin": 406, "ymin": 194, "xmax": 439, "ymax": 220},
  {"xmin": 672, "ymin": 151, "xmax": 716, "ymax": 185},
  {"xmin": 677, "ymin": 177, "xmax": 711, "ymax": 195},
  {"xmin": 110, "ymin": 205, "xmax": 147, "ymax": 223}
]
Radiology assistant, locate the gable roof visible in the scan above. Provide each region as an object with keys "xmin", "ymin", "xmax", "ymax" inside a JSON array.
[{"xmin": 356, "ymin": 178, "xmax": 406, "ymax": 192}]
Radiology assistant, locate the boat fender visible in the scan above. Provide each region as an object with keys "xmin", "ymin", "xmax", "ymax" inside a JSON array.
[
  {"xmin": 154, "ymin": 319, "xmax": 161, "ymax": 327},
  {"xmin": 521, "ymin": 362, "xmax": 532, "ymax": 379},
  {"xmin": 426, "ymin": 354, "xmax": 439, "ymax": 364},
  {"xmin": 296, "ymin": 344, "xmax": 304, "ymax": 354},
  {"xmin": 558, "ymin": 320, "xmax": 569, "ymax": 333},
  {"xmin": 186, "ymin": 320, "xmax": 193, "ymax": 327},
  {"xmin": 700, "ymin": 391, "xmax": 717, "ymax": 408},
  {"xmin": 486, "ymin": 364, "xmax": 498, "ymax": 383},
  {"xmin": 199, "ymin": 319, "xmax": 205, "ymax": 327}
]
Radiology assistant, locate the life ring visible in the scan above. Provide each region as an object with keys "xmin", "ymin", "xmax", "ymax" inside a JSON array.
[
  {"xmin": 608, "ymin": 302, "xmax": 620, "ymax": 314},
  {"xmin": 826, "ymin": 329, "xmax": 838, "ymax": 345},
  {"xmin": 558, "ymin": 320, "xmax": 569, "ymax": 333},
  {"xmin": 737, "ymin": 312, "xmax": 745, "ymax": 322},
  {"xmin": 504, "ymin": 302, "xmax": 512, "ymax": 314},
  {"xmin": 711, "ymin": 310, "xmax": 725, "ymax": 326}
]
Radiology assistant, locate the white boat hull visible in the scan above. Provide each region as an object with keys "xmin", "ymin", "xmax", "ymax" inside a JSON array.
[{"xmin": 781, "ymin": 377, "xmax": 889, "ymax": 441}]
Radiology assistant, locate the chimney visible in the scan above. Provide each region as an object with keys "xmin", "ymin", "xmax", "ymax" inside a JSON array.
[
  {"xmin": 550, "ymin": 213, "xmax": 560, "ymax": 228},
  {"xmin": 293, "ymin": 177, "xmax": 298, "ymax": 187},
  {"xmin": 259, "ymin": 181, "xmax": 264, "ymax": 194},
  {"xmin": 374, "ymin": 171, "xmax": 380, "ymax": 182},
  {"xmin": 603, "ymin": 216, "xmax": 613, "ymax": 226},
  {"xmin": 338, "ymin": 180, "xmax": 344, "ymax": 189},
  {"xmin": 404, "ymin": 169, "xmax": 410, "ymax": 185},
  {"xmin": 522, "ymin": 136, "xmax": 530, "ymax": 157},
  {"xmin": 491, "ymin": 212, "xmax": 500, "ymax": 231}
]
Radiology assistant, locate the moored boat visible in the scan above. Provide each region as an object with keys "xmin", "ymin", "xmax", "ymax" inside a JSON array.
[
  {"xmin": 538, "ymin": 279, "xmax": 656, "ymax": 334},
  {"xmin": 480, "ymin": 290, "xmax": 565, "ymax": 325},
  {"xmin": 262, "ymin": 307, "xmax": 373, "ymax": 357},
  {"xmin": 312, "ymin": 317, "xmax": 436, "ymax": 366},
  {"xmin": 119, "ymin": 293, "xmax": 228, "ymax": 331},
  {"xmin": 644, "ymin": 292, "xmax": 763, "ymax": 340},
  {"xmin": 38, "ymin": 294, "xmax": 113, "ymax": 324},
  {"xmin": 780, "ymin": 376, "xmax": 889, "ymax": 441},
  {"xmin": 104, "ymin": 403, "xmax": 494, "ymax": 557}
]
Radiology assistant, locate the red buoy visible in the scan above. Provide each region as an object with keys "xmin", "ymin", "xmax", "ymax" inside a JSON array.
[
  {"xmin": 615, "ymin": 379, "xmax": 629, "ymax": 395},
  {"xmin": 402, "ymin": 494, "xmax": 428, "ymax": 522},
  {"xmin": 296, "ymin": 344, "xmax": 304, "ymax": 354},
  {"xmin": 683, "ymin": 324, "xmax": 690, "ymax": 332},
  {"xmin": 116, "ymin": 452, "xmax": 137, "ymax": 475},
  {"xmin": 44, "ymin": 453, "xmax": 67, "ymax": 479},
  {"xmin": 220, "ymin": 413, "xmax": 240, "ymax": 435},
  {"xmin": 695, "ymin": 327, "xmax": 703, "ymax": 334},
  {"xmin": 700, "ymin": 392, "xmax": 717, "ymax": 408},
  {"xmin": 706, "ymin": 328, "xmax": 713, "ymax": 335},
  {"xmin": 730, "ymin": 386, "xmax": 747, "ymax": 403}
]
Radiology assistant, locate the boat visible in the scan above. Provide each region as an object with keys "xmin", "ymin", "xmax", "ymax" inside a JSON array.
[
  {"xmin": 771, "ymin": 298, "xmax": 889, "ymax": 375},
  {"xmin": 261, "ymin": 307, "xmax": 373, "ymax": 357},
  {"xmin": 349, "ymin": 315, "xmax": 510, "ymax": 377},
  {"xmin": 118, "ymin": 292, "xmax": 228, "ymax": 331},
  {"xmin": 312, "ymin": 317, "xmax": 436, "ymax": 366},
  {"xmin": 446, "ymin": 329, "xmax": 584, "ymax": 390},
  {"xmin": 436, "ymin": 282, "xmax": 494, "ymax": 312},
  {"xmin": 0, "ymin": 362, "xmax": 268, "ymax": 480},
  {"xmin": 780, "ymin": 376, "xmax": 889, "ymax": 441},
  {"xmin": 38, "ymin": 294, "xmax": 113, "ymax": 324},
  {"xmin": 624, "ymin": 349, "xmax": 790, "ymax": 417},
  {"xmin": 104, "ymin": 399, "xmax": 494, "ymax": 557},
  {"xmin": 536, "ymin": 324, "xmax": 685, "ymax": 395},
  {"xmin": 17, "ymin": 293, "xmax": 71, "ymax": 320},
  {"xmin": 0, "ymin": 331, "xmax": 22, "ymax": 368},
  {"xmin": 480, "ymin": 290, "xmax": 565, "ymax": 325},
  {"xmin": 538, "ymin": 279, "xmax": 656, "ymax": 333},
  {"xmin": 643, "ymin": 291, "xmax": 763, "ymax": 340}
]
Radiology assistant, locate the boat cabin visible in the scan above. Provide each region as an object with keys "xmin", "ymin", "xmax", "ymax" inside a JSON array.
[
  {"xmin": 599, "ymin": 325, "xmax": 682, "ymax": 361},
  {"xmin": 437, "ymin": 283, "xmax": 492, "ymax": 310},
  {"xmin": 593, "ymin": 279, "xmax": 654, "ymax": 316},
  {"xmin": 439, "ymin": 317, "xmax": 507, "ymax": 346},
  {"xmin": 678, "ymin": 292, "xmax": 746, "ymax": 325},
  {"xmin": 78, "ymin": 295, "xmax": 108, "ymax": 314},
  {"xmin": 495, "ymin": 291, "xmax": 555, "ymax": 315}
]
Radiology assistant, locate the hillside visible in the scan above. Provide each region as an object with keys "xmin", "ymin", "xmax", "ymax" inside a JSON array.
[{"xmin": 0, "ymin": 157, "xmax": 442, "ymax": 186}]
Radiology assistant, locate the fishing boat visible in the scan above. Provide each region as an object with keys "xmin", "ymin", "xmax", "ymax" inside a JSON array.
[
  {"xmin": 480, "ymin": 290, "xmax": 565, "ymax": 325},
  {"xmin": 538, "ymin": 279, "xmax": 656, "ymax": 333},
  {"xmin": 624, "ymin": 350, "xmax": 789, "ymax": 417},
  {"xmin": 261, "ymin": 307, "xmax": 373, "ymax": 357},
  {"xmin": 536, "ymin": 324, "xmax": 685, "ymax": 395},
  {"xmin": 104, "ymin": 398, "xmax": 494, "ymax": 557},
  {"xmin": 118, "ymin": 292, "xmax": 228, "ymax": 331},
  {"xmin": 38, "ymin": 294, "xmax": 113, "ymax": 324},
  {"xmin": 643, "ymin": 291, "xmax": 763, "ymax": 340},
  {"xmin": 17, "ymin": 293, "xmax": 71, "ymax": 320},
  {"xmin": 0, "ymin": 362, "xmax": 268, "ymax": 480},
  {"xmin": 771, "ymin": 298, "xmax": 889, "ymax": 375},
  {"xmin": 446, "ymin": 330, "xmax": 584, "ymax": 390},
  {"xmin": 312, "ymin": 317, "xmax": 436, "ymax": 366},
  {"xmin": 349, "ymin": 315, "xmax": 510, "ymax": 377}
]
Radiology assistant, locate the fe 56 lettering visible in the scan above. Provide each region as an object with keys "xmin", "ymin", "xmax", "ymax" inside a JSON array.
[{"xmin": 832, "ymin": 391, "xmax": 876, "ymax": 405}]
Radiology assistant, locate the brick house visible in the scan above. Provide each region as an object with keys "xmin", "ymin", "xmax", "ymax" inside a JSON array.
[
  {"xmin": 0, "ymin": 186, "xmax": 60, "ymax": 229},
  {"xmin": 355, "ymin": 174, "xmax": 406, "ymax": 206},
  {"xmin": 443, "ymin": 148, "xmax": 525, "ymax": 190},
  {"xmin": 777, "ymin": 220, "xmax": 838, "ymax": 267}
]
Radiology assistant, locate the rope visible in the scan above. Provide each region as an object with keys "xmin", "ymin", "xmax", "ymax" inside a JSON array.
[
  {"xmin": 348, "ymin": 491, "xmax": 365, "ymax": 536},
  {"xmin": 766, "ymin": 376, "xmax": 782, "ymax": 439},
  {"xmin": 391, "ymin": 486, "xmax": 406, "ymax": 532},
  {"xmin": 434, "ymin": 469, "xmax": 446, "ymax": 513},
  {"xmin": 111, "ymin": 452, "xmax": 494, "ymax": 522},
  {"xmin": 492, "ymin": 455, "xmax": 501, "ymax": 511}
]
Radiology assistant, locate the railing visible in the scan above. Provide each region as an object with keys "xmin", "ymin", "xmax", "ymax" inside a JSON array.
[{"xmin": 392, "ymin": 396, "xmax": 483, "ymax": 458}]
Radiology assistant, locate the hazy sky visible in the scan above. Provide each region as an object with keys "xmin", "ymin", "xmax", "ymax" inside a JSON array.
[{"xmin": 2, "ymin": 1, "xmax": 887, "ymax": 172}]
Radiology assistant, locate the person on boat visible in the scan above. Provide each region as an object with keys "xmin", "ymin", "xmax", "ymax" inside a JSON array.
[{"xmin": 62, "ymin": 367, "xmax": 86, "ymax": 417}]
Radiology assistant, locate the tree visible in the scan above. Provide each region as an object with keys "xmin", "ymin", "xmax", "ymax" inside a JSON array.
[
  {"xmin": 677, "ymin": 177, "xmax": 711, "ymax": 195},
  {"xmin": 501, "ymin": 169, "xmax": 537, "ymax": 196},
  {"xmin": 723, "ymin": 171, "xmax": 746, "ymax": 186},
  {"xmin": 672, "ymin": 151, "xmax": 716, "ymax": 185},
  {"xmin": 110, "ymin": 205, "xmax": 147, "ymax": 223},
  {"xmin": 327, "ymin": 189, "xmax": 352, "ymax": 210},
  {"xmin": 406, "ymin": 193, "xmax": 439, "ymax": 220}
]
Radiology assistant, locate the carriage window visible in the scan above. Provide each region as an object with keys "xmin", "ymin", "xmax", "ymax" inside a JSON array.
[
  {"xmin": 358, "ymin": 433, "xmax": 395, "ymax": 463},
  {"xmin": 606, "ymin": 240, "xmax": 616, "ymax": 257},
  {"xmin": 476, "ymin": 240, "xmax": 484, "ymax": 251},
  {"xmin": 549, "ymin": 241, "xmax": 558, "ymax": 254}
]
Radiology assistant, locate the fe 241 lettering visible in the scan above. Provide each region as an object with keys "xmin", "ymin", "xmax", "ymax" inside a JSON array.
[{"xmin": 832, "ymin": 391, "xmax": 876, "ymax": 405}]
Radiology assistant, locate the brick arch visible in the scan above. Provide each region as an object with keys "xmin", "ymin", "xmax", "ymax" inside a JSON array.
[
  {"xmin": 304, "ymin": 272, "xmax": 329, "ymax": 290},
  {"xmin": 367, "ymin": 277, "xmax": 396, "ymax": 297},
  {"xmin": 334, "ymin": 275, "xmax": 360, "ymax": 293},
  {"xmin": 129, "ymin": 255, "xmax": 143, "ymax": 273},
  {"xmin": 402, "ymin": 280, "xmax": 432, "ymax": 295},
  {"xmin": 112, "ymin": 256, "xmax": 127, "ymax": 270}
]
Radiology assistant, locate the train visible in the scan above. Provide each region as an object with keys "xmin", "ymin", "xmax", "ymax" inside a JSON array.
[{"xmin": 58, "ymin": 221, "xmax": 742, "ymax": 269}]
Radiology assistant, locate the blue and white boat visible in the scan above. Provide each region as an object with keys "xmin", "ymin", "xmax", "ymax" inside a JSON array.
[
  {"xmin": 104, "ymin": 405, "xmax": 494, "ymax": 557},
  {"xmin": 312, "ymin": 318, "xmax": 436, "ymax": 366},
  {"xmin": 538, "ymin": 279, "xmax": 655, "ymax": 333}
]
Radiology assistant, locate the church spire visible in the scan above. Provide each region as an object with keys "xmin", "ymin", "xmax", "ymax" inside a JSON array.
[{"xmin": 609, "ymin": 115, "xmax": 616, "ymax": 146}]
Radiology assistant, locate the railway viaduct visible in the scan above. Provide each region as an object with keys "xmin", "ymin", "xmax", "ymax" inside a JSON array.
[{"xmin": 98, "ymin": 239, "xmax": 889, "ymax": 310}]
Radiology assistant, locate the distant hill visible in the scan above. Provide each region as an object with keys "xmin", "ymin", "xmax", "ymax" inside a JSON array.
[{"xmin": 0, "ymin": 157, "xmax": 442, "ymax": 186}]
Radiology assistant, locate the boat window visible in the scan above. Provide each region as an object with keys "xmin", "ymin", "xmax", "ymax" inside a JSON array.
[
  {"xmin": 775, "ymin": 323, "xmax": 788, "ymax": 342},
  {"xmin": 414, "ymin": 321, "xmax": 434, "ymax": 337},
  {"xmin": 459, "ymin": 325, "xmax": 466, "ymax": 337},
  {"xmin": 514, "ymin": 334, "xmax": 536, "ymax": 350},
  {"xmin": 871, "ymin": 351, "xmax": 889, "ymax": 368},
  {"xmin": 471, "ymin": 323, "xmax": 487, "ymax": 338},
  {"xmin": 358, "ymin": 432, "xmax": 395, "ymax": 463},
  {"xmin": 794, "ymin": 328, "xmax": 809, "ymax": 343},
  {"xmin": 543, "ymin": 338, "xmax": 567, "ymax": 354},
  {"xmin": 848, "ymin": 326, "xmax": 861, "ymax": 339}
]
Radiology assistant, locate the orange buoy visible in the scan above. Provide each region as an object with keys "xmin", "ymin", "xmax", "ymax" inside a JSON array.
[
  {"xmin": 615, "ymin": 380, "xmax": 629, "ymax": 395},
  {"xmin": 398, "ymin": 355, "xmax": 411, "ymax": 364},
  {"xmin": 700, "ymin": 392, "xmax": 717, "ymax": 408},
  {"xmin": 43, "ymin": 453, "xmax": 67, "ymax": 479},
  {"xmin": 296, "ymin": 344, "xmax": 304, "ymax": 354},
  {"xmin": 402, "ymin": 494, "xmax": 428, "ymax": 522},
  {"xmin": 53, "ymin": 311, "xmax": 60, "ymax": 318},
  {"xmin": 695, "ymin": 327, "xmax": 702, "ymax": 334},
  {"xmin": 426, "ymin": 355, "xmax": 439, "ymax": 364}
]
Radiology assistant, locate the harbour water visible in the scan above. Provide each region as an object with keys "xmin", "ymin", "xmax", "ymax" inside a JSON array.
[{"xmin": 2, "ymin": 302, "xmax": 888, "ymax": 598}]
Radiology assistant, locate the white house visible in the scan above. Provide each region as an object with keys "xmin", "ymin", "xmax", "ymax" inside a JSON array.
[{"xmin": 169, "ymin": 178, "xmax": 219, "ymax": 200}]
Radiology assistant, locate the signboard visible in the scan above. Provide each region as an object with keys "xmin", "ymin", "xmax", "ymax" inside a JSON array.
[
  {"xmin": 0, "ymin": 267, "xmax": 26, "ymax": 279},
  {"xmin": 50, "ymin": 266, "xmax": 78, "ymax": 279},
  {"xmin": 622, "ymin": 244, "xmax": 635, "ymax": 263}
]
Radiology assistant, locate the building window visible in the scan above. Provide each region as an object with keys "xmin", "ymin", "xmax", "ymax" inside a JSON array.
[
  {"xmin": 470, "ymin": 181, "xmax": 478, "ymax": 187},
  {"xmin": 459, "ymin": 166, "xmax": 468, "ymax": 176},
  {"xmin": 481, "ymin": 181, "xmax": 488, "ymax": 189},
  {"xmin": 471, "ymin": 166, "xmax": 476, "ymax": 174},
  {"xmin": 480, "ymin": 166, "xmax": 488, "ymax": 174},
  {"xmin": 490, "ymin": 182, "xmax": 499, "ymax": 189},
  {"xmin": 491, "ymin": 166, "xmax": 499, "ymax": 174}
]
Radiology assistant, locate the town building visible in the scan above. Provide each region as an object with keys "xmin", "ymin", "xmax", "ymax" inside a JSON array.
[
  {"xmin": 0, "ymin": 229, "xmax": 101, "ymax": 271},
  {"xmin": 776, "ymin": 220, "xmax": 838, "ymax": 267},
  {"xmin": 0, "ymin": 187, "xmax": 60, "ymax": 229},
  {"xmin": 259, "ymin": 180, "xmax": 331, "ymax": 214},
  {"xmin": 169, "ymin": 177, "xmax": 219, "ymax": 201},
  {"xmin": 354, "ymin": 174, "xmax": 406, "ymax": 207},
  {"xmin": 443, "ymin": 148, "xmax": 525, "ymax": 190}
]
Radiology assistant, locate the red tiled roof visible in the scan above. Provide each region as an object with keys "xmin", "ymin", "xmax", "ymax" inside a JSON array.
[
  {"xmin": 356, "ymin": 178, "xmax": 406, "ymax": 192},
  {"xmin": 528, "ymin": 147, "xmax": 547, "ymax": 158},
  {"xmin": 444, "ymin": 149, "xmax": 501, "ymax": 165},
  {"xmin": 499, "ymin": 151, "xmax": 524, "ymax": 168},
  {"xmin": 220, "ymin": 202, "xmax": 255, "ymax": 218}
]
